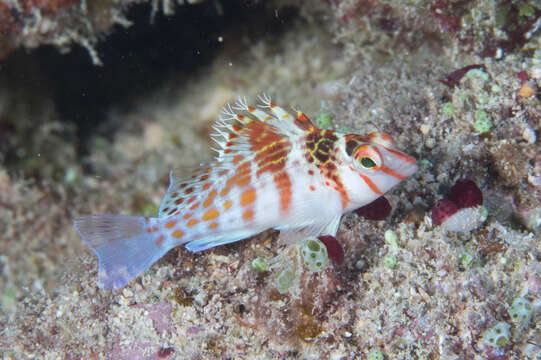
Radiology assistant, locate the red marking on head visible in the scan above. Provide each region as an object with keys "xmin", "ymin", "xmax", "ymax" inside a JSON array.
[
  {"xmin": 381, "ymin": 165, "xmax": 406, "ymax": 180},
  {"xmin": 269, "ymin": 102, "xmax": 275, "ymax": 108},
  {"xmin": 248, "ymin": 106, "xmax": 255, "ymax": 112},
  {"xmin": 358, "ymin": 173, "xmax": 383, "ymax": 195},
  {"xmin": 232, "ymin": 124, "xmax": 242, "ymax": 131},
  {"xmin": 147, "ymin": 228, "xmax": 152, "ymax": 233},
  {"xmin": 237, "ymin": 114, "xmax": 244, "ymax": 121},
  {"xmin": 240, "ymin": 187, "xmax": 256, "ymax": 206},
  {"xmin": 225, "ymin": 141, "xmax": 233, "ymax": 147},
  {"xmin": 384, "ymin": 147, "xmax": 416, "ymax": 163},
  {"xmin": 155, "ymin": 235, "xmax": 165, "ymax": 247}
]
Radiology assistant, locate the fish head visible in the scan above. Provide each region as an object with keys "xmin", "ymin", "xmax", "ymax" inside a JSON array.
[{"xmin": 343, "ymin": 132, "xmax": 418, "ymax": 206}]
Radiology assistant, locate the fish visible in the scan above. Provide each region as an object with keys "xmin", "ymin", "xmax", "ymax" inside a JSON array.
[{"xmin": 74, "ymin": 95, "xmax": 417, "ymax": 289}]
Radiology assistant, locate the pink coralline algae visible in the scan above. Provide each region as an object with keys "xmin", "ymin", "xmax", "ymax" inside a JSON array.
[
  {"xmin": 431, "ymin": 199, "xmax": 459, "ymax": 226},
  {"xmin": 431, "ymin": 179, "xmax": 486, "ymax": 232},
  {"xmin": 355, "ymin": 196, "xmax": 392, "ymax": 221},
  {"xmin": 318, "ymin": 235, "xmax": 344, "ymax": 265},
  {"xmin": 449, "ymin": 179, "xmax": 483, "ymax": 209}
]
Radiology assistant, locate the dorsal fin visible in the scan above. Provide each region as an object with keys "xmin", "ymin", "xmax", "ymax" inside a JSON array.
[
  {"xmin": 211, "ymin": 96, "xmax": 314, "ymax": 164},
  {"xmin": 158, "ymin": 165, "xmax": 231, "ymax": 217}
]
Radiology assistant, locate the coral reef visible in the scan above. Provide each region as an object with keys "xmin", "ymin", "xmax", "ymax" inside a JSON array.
[{"xmin": 1, "ymin": 0, "xmax": 540, "ymax": 359}]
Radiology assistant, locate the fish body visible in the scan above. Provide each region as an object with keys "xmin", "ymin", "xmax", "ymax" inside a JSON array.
[{"xmin": 75, "ymin": 95, "xmax": 417, "ymax": 289}]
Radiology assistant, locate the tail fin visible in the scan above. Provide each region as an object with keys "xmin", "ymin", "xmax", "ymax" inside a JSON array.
[{"xmin": 74, "ymin": 215, "xmax": 168, "ymax": 289}]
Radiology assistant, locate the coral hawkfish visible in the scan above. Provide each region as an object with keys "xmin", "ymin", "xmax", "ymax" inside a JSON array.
[{"xmin": 74, "ymin": 95, "xmax": 417, "ymax": 289}]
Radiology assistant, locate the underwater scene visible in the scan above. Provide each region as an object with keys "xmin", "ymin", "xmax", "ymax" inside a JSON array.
[{"xmin": 0, "ymin": 0, "xmax": 540, "ymax": 359}]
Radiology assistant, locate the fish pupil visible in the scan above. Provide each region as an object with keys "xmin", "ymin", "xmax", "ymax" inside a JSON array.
[{"xmin": 360, "ymin": 157, "xmax": 376, "ymax": 168}]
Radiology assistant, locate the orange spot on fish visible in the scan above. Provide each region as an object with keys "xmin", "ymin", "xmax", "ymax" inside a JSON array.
[
  {"xmin": 187, "ymin": 196, "xmax": 196, "ymax": 204},
  {"xmin": 189, "ymin": 202, "xmax": 199, "ymax": 210},
  {"xmin": 240, "ymin": 188, "xmax": 256, "ymax": 206},
  {"xmin": 155, "ymin": 235, "xmax": 165, "ymax": 247},
  {"xmin": 202, "ymin": 209, "xmax": 220, "ymax": 221},
  {"xmin": 187, "ymin": 219, "xmax": 199, "ymax": 227},
  {"xmin": 227, "ymin": 162, "xmax": 251, "ymax": 187},
  {"xmin": 233, "ymin": 155, "xmax": 243, "ymax": 163},
  {"xmin": 202, "ymin": 183, "xmax": 211, "ymax": 190},
  {"xmin": 218, "ymin": 169, "xmax": 228, "ymax": 176},
  {"xmin": 248, "ymin": 106, "xmax": 255, "ymax": 112},
  {"xmin": 220, "ymin": 187, "xmax": 230, "ymax": 196},
  {"xmin": 232, "ymin": 124, "xmax": 242, "ymax": 131},
  {"xmin": 152, "ymin": 226, "xmax": 159, "ymax": 232},
  {"xmin": 309, "ymin": 185, "xmax": 315, "ymax": 191},
  {"xmin": 165, "ymin": 220, "xmax": 177, "ymax": 229},
  {"xmin": 209, "ymin": 222, "xmax": 218, "ymax": 229},
  {"xmin": 242, "ymin": 209, "xmax": 254, "ymax": 221},
  {"xmin": 224, "ymin": 200, "xmax": 232, "ymax": 210},
  {"xmin": 273, "ymin": 172, "xmax": 292, "ymax": 213},
  {"xmin": 183, "ymin": 213, "xmax": 191, "ymax": 219},
  {"xmin": 200, "ymin": 174, "xmax": 210, "ymax": 181},
  {"xmin": 172, "ymin": 230, "xmax": 184, "ymax": 238},
  {"xmin": 223, "ymin": 149, "xmax": 233, "ymax": 154},
  {"xmin": 203, "ymin": 190, "xmax": 217, "ymax": 208}
]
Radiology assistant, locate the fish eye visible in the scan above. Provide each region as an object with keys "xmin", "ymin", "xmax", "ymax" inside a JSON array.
[
  {"xmin": 354, "ymin": 144, "xmax": 382, "ymax": 170},
  {"xmin": 360, "ymin": 157, "xmax": 377, "ymax": 168}
]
